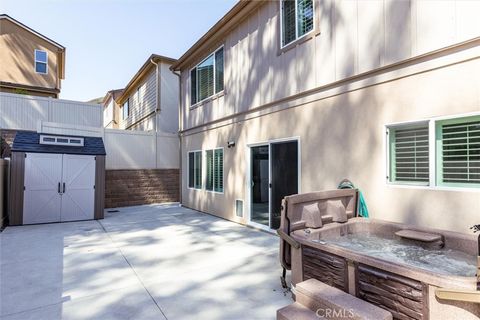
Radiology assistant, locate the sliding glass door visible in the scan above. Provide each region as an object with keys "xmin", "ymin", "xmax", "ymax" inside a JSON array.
[
  {"xmin": 250, "ymin": 140, "xmax": 299, "ymax": 230},
  {"xmin": 251, "ymin": 145, "xmax": 270, "ymax": 227}
]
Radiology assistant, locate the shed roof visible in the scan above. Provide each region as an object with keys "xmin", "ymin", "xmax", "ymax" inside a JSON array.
[{"xmin": 12, "ymin": 131, "xmax": 106, "ymax": 156}]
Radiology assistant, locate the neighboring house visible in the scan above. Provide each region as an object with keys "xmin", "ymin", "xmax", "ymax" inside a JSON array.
[
  {"xmin": 0, "ymin": 14, "xmax": 65, "ymax": 98},
  {"xmin": 102, "ymin": 89, "xmax": 123, "ymax": 129},
  {"xmin": 111, "ymin": 54, "xmax": 179, "ymax": 133},
  {"xmin": 172, "ymin": 0, "xmax": 480, "ymax": 233}
]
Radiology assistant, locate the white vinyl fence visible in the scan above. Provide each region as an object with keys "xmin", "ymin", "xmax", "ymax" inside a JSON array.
[
  {"xmin": 0, "ymin": 92, "xmax": 102, "ymax": 130},
  {"xmin": 37, "ymin": 122, "xmax": 179, "ymax": 170},
  {"xmin": 104, "ymin": 129, "xmax": 179, "ymax": 170}
]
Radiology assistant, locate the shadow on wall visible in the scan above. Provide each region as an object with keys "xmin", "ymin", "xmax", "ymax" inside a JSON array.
[
  {"xmin": 3, "ymin": 32, "xmax": 55, "ymax": 88},
  {"xmin": 186, "ymin": 0, "xmax": 479, "ymax": 233}
]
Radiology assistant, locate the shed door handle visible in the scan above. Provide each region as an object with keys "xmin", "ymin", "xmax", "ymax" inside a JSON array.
[
  {"xmin": 63, "ymin": 183, "xmax": 66, "ymax": 194},
  {"xmin": 58, "ymin": 182, "xmax": 61, "ymax": 194}
]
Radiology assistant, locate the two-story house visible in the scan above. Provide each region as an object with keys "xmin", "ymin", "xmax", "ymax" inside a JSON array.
[
  {"xmin": 0, "ymin": 14, "xmax": 65, "ymax": 98},
  {"xmin": 172, "ymin": 0, "xmax": 480, "ymax": 234},
  {"xmin": 105, "ymin": 54, "xmax": 179, "ymax": 133}
]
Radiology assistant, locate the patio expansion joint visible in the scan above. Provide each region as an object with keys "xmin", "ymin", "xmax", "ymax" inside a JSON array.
[{"xmin": 96, "ymin": 220, "xmax": 169, "ymax": 320}]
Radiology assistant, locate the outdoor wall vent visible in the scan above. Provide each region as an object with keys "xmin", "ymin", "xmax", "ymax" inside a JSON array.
[
  {"xmin": 235, "ymin": 199, "xmax": 243, "ymax": 218},
  {"xmin": 40, "ymin": 134, "xmax": 84, "ymax": 147}
]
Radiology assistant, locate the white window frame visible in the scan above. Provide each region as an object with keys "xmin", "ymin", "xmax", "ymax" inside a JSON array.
[
  {"xmin": 34, "ymin": 49, "xmax": 48, "ymax": 75},
  {"xmin": 40, "ymin": 135, "xmax": 84, "ymax": 147},
  {"xmin": 385, "ymin": 120, "xmax": 430, "ymax": 186},
  {"xmin": 122, "ymin": 100, "xmax": 129, "ymax": 120},
  {"xmin": 188, "ymin": 150, "xmax": 203, "ymax": 190},
  {"xmin": 385, "ymin": 111, "xmax": 480, "ymax": 192},
  {"xmin": 190, "ymin": 45, "xmax": 224, "ymax": 107},
  {"xmin": 205, "ymin": 147, "xmax": 224, "ymax": 194},
  {"xmin": 279, "ymin": 0, "xmax": 316, "ymax": 48}
]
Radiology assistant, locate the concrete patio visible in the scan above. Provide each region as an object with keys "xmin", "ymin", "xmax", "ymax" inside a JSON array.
[{"xmin": 0, "ymin": 204, "xmax": 292, "ymax": 320}]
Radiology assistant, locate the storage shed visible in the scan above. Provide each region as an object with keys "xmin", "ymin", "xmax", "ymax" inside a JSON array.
[{"xmin": 9, "ymin": 131, "xmax": 106, "ymax": 225}]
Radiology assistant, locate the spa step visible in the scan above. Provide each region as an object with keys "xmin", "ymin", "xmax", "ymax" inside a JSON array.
[
  {"xmin": 277, "ymin": 302, "xmax": 322, "ymax": 320},
  {"xmin": 295, "ymin": 279, "xmax": 393, "ymax": 320}
]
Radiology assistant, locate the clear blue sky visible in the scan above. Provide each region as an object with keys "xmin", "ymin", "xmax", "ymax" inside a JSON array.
[{"xmin": 2, "ymin": 0, "xmax": 237, "ymax": 101}]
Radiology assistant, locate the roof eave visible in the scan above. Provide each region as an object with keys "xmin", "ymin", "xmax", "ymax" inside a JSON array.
[
  {"xmin": 171, "ymin": 0, "xmax": 263, "ymax": 71},
  {"xmin": 117, "ymin": 54, "xmax": 177, "ymax": 104},
  {"xmin": 0, "ymin": 14, "xmax": 65, "ymax": 50}
]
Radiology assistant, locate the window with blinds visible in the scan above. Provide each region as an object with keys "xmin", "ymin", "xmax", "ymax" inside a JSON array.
[
  {"xmin": 206, "ymin": 148, "xmax": 224, "ymax": 192},
  {"xmin": 389, "ymin": 125, "xmax": 429, "ymax": 184},
  {"xmin": 215, "ymin": 48, "xmax": 224, "ymax": 93},
  {"xmin": 297, "ymin": 0, "xmax": 314, "ymax": 37},
  {"xmin": 281, "ymin": 0, "xmax": 314, "ymax": 47},
  {"xmin": 188, "ymin": 151, "xmax": 202, "ymax": 189},
  {"xmin": 190, "ymin": 47, "xmax": 224, "ymax": 106},
  {"xmin": 438, "ymin": 117, "xmax": 480, "ymax": 186},
  {"xmin": 206, "ymin": 150, "xmax": 214, "ymax": 191},
  {"xmin": 214, "ymin": 149, "xmax": 224, "ymax": 192}
]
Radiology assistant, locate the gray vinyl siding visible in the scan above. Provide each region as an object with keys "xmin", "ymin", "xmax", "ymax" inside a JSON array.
[{"xmin": 124, "ymin": 69, "xmax": 157, "ymax": 129}]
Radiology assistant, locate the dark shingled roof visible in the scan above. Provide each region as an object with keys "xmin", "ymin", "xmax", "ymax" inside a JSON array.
[{"xmin": 12, "ymin": 131, "xmax": 106, "ymax": 156}]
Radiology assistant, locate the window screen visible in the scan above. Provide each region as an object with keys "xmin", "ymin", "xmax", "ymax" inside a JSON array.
[
  {"xmin": 215, "ymin": 48, "xmax": 224, "ymax": 93},
  {"xmin": 282, "ymin": 0, "xmax": 296, "ymax": 46},
  {"xmin": 197, "ymin": 55, "xmax": 214, "ymax": 101},
  {"xmin": 122, "ymin": 100, "xmax": 129, "ymax": 120},
  {"xmin": 297, "ymin": 0, "xmax": 314, "ymax": 37},
  {"xmin": 389, "ymin": 125, "xmax": 429, "ymax": 184},
  {"xmin": 188, "ymin": 151, "xmax": 202, "ymax": 189},
  {"xmin": 438, "ymin": 118, "xmax": 480, "ymax": 185},
  {"xmin": 191, "ymin": 68, "xmax": 197, "ymax": 105},
  {"xmin": 206, "ymin": 150, "xmax": 214, "ymax": 191},
  {"xmin": 214, "ymin": 149, "xmax": 224, "ymax": 192}
]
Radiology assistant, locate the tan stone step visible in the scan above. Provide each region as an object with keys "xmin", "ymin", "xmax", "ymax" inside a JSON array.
[
  {"xmin": 295, "ymin": 279, "xmax": 392, "ymax": 320},
  {"xmin": 277, "ymin": 302, "xmax": 321, "ymax": 320}
]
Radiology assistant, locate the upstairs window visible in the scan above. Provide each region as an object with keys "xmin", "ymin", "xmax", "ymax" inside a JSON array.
[
  {"xmin": 35, "ymin": 50, "xmax": 48, "ymax": 74},
  {"xmin": 388, "ymin": 125, "xmax": 430, "ymax": 185},
  {"xmin": 190, "ymin": 47, "xmax": 224, "ymax": 105},
  {"xmin": 206, "ymin": 148, "xmax": 224, "ymax": 193},
  {"xmin": 188, "ymin": 151, "xmax": 202, "ymax": 189},
  {"xmin": 437, "ymin": 116, "xmax": 480, "ymax": 187},
  {"xmin": 281, "ymin": 0, "xmax": 314, "ymax": 47},
  {"xmin": 122, "ymin": 100, "xmax": 129, "ymax": 120}
]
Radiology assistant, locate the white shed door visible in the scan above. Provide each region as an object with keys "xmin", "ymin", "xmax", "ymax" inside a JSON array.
[
  {"xmin": 61, "ymin": 154, "xmax": 95, "ymax": 222},
  {"xmin": 23, "ymin": 153, "xmax": 63, "ymax": 224}
]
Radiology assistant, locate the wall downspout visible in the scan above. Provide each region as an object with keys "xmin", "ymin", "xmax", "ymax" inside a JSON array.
[
  {"xmin": 150, "ymin": 58, "xmax": 160, "ymax": 169},
  {"xmin": 171, "ymin": 70, "xmax": 182, "ymax": 205}
]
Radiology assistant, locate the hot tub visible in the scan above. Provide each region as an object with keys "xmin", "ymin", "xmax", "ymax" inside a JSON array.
[{"xmin": 278, "ymin": 190, "xmax": 480, "ymax": 320}]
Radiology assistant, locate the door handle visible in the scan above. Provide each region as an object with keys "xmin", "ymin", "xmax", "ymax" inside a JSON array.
[
  {"xmin": 58, "ymin": 182, "xmax": 61, "ymax": 194},
  {"xmin": 63, "ymin": 183, "xmax": 66, "ymax": 194}
]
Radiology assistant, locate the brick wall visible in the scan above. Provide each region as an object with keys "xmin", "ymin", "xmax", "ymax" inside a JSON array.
[
  {"xmin": 105, "ymin": 169, "xmax": 179, "ymax": 208},
  {"xmin": 1, "ymin": 129, "xmax": 17, "ymax": 158}
]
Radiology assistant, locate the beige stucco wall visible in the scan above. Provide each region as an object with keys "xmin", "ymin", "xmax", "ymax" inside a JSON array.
[
  {"xmin": 0, "ymin": 19, "xmax": 61, "ymax": 92},
  {"xmin": 180, "ymin": 0, "xmax": 480, "ymax": 131},
  {"xmin": 181, "ymin": 46, "xmax": 480, "ymax": 233}
]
